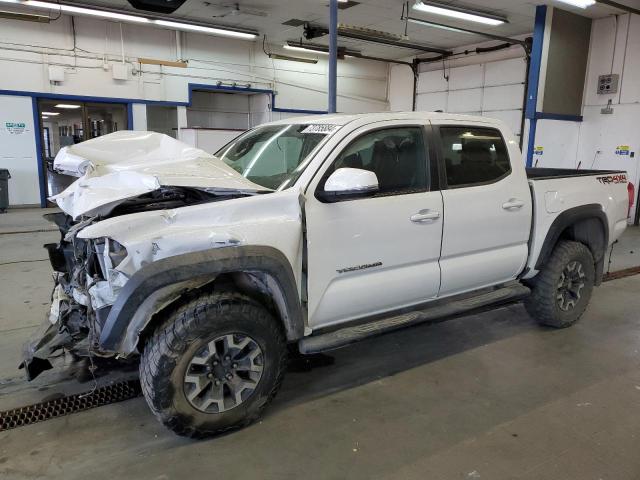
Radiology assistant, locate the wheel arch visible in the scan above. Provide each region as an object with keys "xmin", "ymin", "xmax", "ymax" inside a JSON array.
[
  {"xmin": 535, "ymin": 204, "xmax": 609, "ymax": 285},
  {"xmin": 98, "ymin": 245, "xmax": 304, "ymax": 355}
]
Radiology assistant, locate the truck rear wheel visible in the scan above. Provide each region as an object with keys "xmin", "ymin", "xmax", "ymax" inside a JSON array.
[
  {"xmin": 139, "ymin": 291, "xmax": 287, "ymax": 438},
  {"xmin": 524, "ymin": 240, "xmax": 595, "ymax": 328}
]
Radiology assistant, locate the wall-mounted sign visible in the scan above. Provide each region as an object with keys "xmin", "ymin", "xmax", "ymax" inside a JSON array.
[
  {"xmin": 533, "ymin": 146, "xmax": 544, "ymax": 156},
  {"xmin": 5, "ymin": 122, "xmax": 27, "ymax": 135},
  {"xmin": 615, "ymin": 145, "xmax": 630, "ymax": 156}
]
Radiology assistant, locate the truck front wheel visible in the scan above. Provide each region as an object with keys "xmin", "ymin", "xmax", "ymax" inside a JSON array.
[
  {"xmin": 524, "ymin": 240, "xmax": 595, "ymax": 328},
  {"xmin": 139, "ymin": 291, "xmax": 287, "ymax": 438}
]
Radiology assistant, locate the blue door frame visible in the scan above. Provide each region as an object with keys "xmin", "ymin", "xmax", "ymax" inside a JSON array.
[{"xmin": 1, "ymin": 83, "xmax": 325, "ymax": 207}]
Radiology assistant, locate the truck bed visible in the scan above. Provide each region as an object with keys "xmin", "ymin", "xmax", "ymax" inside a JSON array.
[{"xmin": 526, "ymin": 168, "xmax": 624, "ymax": 180}]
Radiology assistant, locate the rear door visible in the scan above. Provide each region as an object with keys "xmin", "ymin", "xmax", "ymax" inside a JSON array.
[
  {"xmin": 434, "ymin": 122, "xmax": 532, "ymax": 295},
  {"xmin": 304, "ymin": 121, "xmax": 443, "ymax": 329}
]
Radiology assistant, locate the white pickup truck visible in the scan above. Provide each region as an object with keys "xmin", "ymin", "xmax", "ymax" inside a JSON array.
[{"xmin": 24, "ymin": 112, "xmax": 632, "ymax": 438}]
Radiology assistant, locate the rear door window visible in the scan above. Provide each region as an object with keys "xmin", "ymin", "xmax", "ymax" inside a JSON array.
[{"xmin": 439, "ymin": 126, "xmax": 511, "ymax": 188}]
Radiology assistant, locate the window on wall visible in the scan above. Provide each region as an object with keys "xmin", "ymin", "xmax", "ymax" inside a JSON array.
[
  {"xmin": 440, "ymin": 126, "xmax": 511, "ymax": 187},
  {"xmin": 326, "ymin": 126, "xmax": 429, "ymax": 196}
]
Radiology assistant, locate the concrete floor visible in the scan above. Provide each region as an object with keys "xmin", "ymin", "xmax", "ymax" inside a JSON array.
[{"xmin": 1, "ymin": 208, "xmax": 640, "ymax": 480}]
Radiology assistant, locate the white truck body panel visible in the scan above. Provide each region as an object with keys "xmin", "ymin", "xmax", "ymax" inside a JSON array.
[
  {"xmin": 304, "ymin": 118, "xmax": 443, "ymax": 329},
  {"xmin": 523, "ymin": 174, "xmax": 629, "ymax": 279},
  {"xmin": 431, "ymin": 118, "xmax": 532, "ymax": 296}
]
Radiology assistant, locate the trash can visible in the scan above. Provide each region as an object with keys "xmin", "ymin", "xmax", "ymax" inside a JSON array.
[{"xmin": 0, "ymin": 169, "xmax": 10, "ymax": 213}]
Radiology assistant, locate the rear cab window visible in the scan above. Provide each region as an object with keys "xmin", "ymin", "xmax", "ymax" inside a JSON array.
[{"xmin": 439, "ymin": 126, "xmax": 511, "ymax": 188}]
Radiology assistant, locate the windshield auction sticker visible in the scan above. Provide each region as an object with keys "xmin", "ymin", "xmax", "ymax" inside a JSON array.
[{"xmin": 302, "ymin": 124, "xmax": 340, "ymax": 135}]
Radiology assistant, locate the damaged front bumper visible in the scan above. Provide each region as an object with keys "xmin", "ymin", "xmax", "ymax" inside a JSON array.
[{"xmin": 21, "ymin": 213, "xmax": 124, "ymax": 380}]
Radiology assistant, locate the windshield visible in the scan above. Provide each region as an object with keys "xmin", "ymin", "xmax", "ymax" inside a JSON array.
[{"xmin": 215, "ymin": 124, "xmax": 336, "ymax": 190}]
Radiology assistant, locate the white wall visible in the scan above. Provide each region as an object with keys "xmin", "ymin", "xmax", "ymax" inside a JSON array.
[
  {"xmin": 534, "ymin": 13, "xmax": 640, "ymax": 221},
  {"xmin": 388, "ymin": 40, "xmax": 528, "ymax": 140},
  {"xmin": 0, "ymin": 15, "xmax": 389, "ymax": 112},
  {"xmin": 415, "ymin": 56, "xmax": 526, "ymax": 140},
  {"xmin": 0, "ymin": 95, "xmax": 40, "ymax": 205}
]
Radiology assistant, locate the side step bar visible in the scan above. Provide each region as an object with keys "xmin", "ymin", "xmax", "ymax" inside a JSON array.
[{"xmin": 298, "ymin": 283, "xmax": 530, "ymax": 354}]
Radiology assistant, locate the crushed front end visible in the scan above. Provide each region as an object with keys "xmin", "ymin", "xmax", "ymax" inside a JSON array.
[{"xmin": 21, "ymin": 212, "xmax": 127, "ymax": 380}]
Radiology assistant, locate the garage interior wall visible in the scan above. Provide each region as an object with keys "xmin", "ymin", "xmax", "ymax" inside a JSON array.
[
  {"xmin": 390, "ymin": 40, "xmax": 528, "ymax": 141},
  {"xmin": 533, "ymin": 13, "xmax": 640, "ymax": 221},
  {"xmin": 0, "ymin": 14, "xmax": 390, "ymax": 205}
]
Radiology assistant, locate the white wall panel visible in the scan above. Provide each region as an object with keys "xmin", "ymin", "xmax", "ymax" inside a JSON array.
[
  {"xmin": 415, "ymin": 92, "xmax": 447, "ymax": 112},
  {"xmin": 532, "ymin": 120, "xmax": 580, "ymax": 169},
  {"xmin": 448, "ymin": 64, "xmax": 483, "ymax": 90},
  {"xmin": 0, "ymin": 95, "xmax": 40, "ymax": 205},
  {"xmin": 417, "ymin": 70, "xmax": 449, "ymax": 94},
  {"xmin": 620, "ymin": 14, "xmax": 640, "ymax": 104},
  {"xmin": 482, "ymin": 84, "xmax": 525, "ymax": 111},
  {"xmin": 484, "ymin": 58, "xmax": 526, "ymax": 86},
  {"xmin": 447, "ymin": 88, "xmax": 482, "ymax": 113},
  {"xmin": 415, "ymin": 56, "xmax": 526, "ymax": 138}
]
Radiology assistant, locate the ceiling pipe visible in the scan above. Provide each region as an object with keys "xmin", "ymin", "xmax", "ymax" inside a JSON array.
[{"xmin": 304, "ymin": 23, "xmax": 452, "ymax": 56}]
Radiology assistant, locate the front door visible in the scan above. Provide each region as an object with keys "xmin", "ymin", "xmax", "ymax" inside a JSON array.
[{"xmin": 304, "ymin": 122, "xmax": 443, "ymax": 330}]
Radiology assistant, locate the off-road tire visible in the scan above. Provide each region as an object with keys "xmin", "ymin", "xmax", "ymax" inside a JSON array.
[
  {"xmin": 524, "ymin": 240, "xmax": 595, "ymax": 328},
  {"xmin": 139, "ymin": 291, "xmax": 287, "ymax": 438}
]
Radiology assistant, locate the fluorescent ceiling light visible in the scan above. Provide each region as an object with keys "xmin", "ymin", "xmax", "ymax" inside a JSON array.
[
  {"xmin": 55, "ymin": 104, "xmax": 81, "ymax": 109},
  {"xmin": 284, "ymin": 44, "xmax": 329, "ymax": 55},
  {"xmin": 23, "ymin": 0, "xmax": 151, "ymax": 22},
  {"xmin": 0, "ymin": 1, "xmax": 256, "ymax": 39},
  {"xmin": 555, "ymin": 0, "xmax": 596, "ymax": 8},
  {"xmin": 41, "ymin": 112, "xmax": 60, "ymax": 116},
  {"xmin": 155, "ymin": 19, "xmax": 256, "ymax": 39},
  {"xmin": 412, "ymin": 1, "xmax": 505, "ymax": 26},
  {"xmin": 407, "ymin": 17, "xmax": 473, "ymax": 34}
]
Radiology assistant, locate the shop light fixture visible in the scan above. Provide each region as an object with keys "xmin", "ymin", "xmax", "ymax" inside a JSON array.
[
  {"xmin": 406, "ymin": 16, "xmax": 473, "ymax": 34},
  {"xmin": 284, "ymin": 44, "xmax": 330, "ymax": 55},
  {"xmin": 22, "ymin": 0, "xmax": 151, "ymax": 22},
  {"xmin": 41, "ymin": 112, "xmax": 60, "ymax": 116},
  {"xmin": 412, "ymin": 1, "xmax": 506, "ymax": 26},
  {"xmin": 555, "ymin": 0, "xmax": 596, "ymax": 8},
  {"xmin": 154, "ymin": 20, "xmax": 256, "ymax": 39},
  {"xmin": 55, "ymin": 104, "xmax": 81, "ymax": 109},
  {"xmin": 0, "ymin": 0, "xmax": 257, "ymax": 39}
]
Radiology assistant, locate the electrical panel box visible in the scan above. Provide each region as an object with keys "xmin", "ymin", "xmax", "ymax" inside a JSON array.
[
  {"xmin": 597, "ymin": 74, "xmax": 619, "ymax": 94},
  {"xmin": 48, "ymin": 65, "xmax": 65, "ymax": 83},
  {"xmin": 112, "ymin": 63, "xmax": 130, "ymax": 81}
]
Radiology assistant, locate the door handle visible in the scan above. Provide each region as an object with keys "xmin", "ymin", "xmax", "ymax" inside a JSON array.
[
  {"xmin": 502, "ymin": 199, "xmax": 525, "ymax": 210},
  {"xmin": 410, "ymin": 210, "xmax": 440, "ymax": 223}
]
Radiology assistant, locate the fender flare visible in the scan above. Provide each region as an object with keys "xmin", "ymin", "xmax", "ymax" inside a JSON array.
[
  {"xmin": 98, "ymin": 245, "xmax": 303, "ymax": 354},
  {"xmin": 535, "ymin": 204, "xmax": 609, "ymax": 282}
]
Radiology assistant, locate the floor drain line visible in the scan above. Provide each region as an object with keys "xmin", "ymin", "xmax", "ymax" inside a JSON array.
[
  {"xmin": 603, "ymin": 266, "xmax": 640, "ymax": 282},
  {"xmin": 0, "ymin": 379, "xmax": 142, "ymax": 432}
]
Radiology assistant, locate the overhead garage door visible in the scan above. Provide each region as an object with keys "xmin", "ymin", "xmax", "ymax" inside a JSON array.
[{"xmin": 416, "ymin": 57, "xmax": 526, "ymax": 140}]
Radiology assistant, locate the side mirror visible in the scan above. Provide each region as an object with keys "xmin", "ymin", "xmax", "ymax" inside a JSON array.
[{"xmin": 316, "ymin": 168, "xmax": 379, "ymax": 203}]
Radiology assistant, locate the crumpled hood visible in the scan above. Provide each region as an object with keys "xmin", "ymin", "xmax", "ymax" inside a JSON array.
[{"xmin": 50, "ymin": 131, "xmax": 269, "ymax": 219}]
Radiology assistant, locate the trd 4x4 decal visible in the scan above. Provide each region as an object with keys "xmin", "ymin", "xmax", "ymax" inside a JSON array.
[{"xmin": 597, "ymin": 174, "xmax": 627, "ymax": 184}]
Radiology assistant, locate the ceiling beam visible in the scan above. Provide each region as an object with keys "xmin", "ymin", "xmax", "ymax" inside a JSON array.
[{"xmin": 596, "ymin": 0, "xmax": 640, "ymax": 16}]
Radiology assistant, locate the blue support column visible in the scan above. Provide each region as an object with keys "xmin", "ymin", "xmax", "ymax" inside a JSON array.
[
  {"xmin": 525, "ymin": 5, "xmax": 547, "ymax": 167},
  {"xmin": 328, "ymin": 0, "xmax": 338, "ymax": 113}
]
